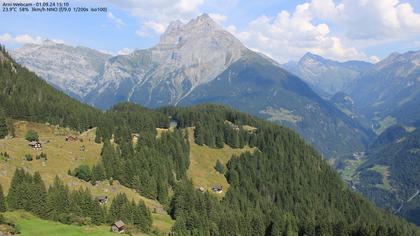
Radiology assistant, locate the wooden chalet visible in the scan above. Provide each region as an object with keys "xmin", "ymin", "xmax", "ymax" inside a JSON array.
[
  {"xmin": 65, "ymin": 136, "xmax": 77, "ymax": 142},
  {"xmin": 96, "ymin": 195, "xmax": 108, "ymax": 204},
  {"xmin": 111, "ymin": 220, "xmax": 125, "ymax": 233},
  {"xmin": 212, "ymin": 185, "xmax": 223, "ymax": 193},
  {"xmin": 28, "ymin": 141, "xmax": 42, "ymax": 150}
]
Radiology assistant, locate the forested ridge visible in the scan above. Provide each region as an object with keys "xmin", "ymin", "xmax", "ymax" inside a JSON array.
[
  {"xmin": 0, "ymin": 46, "xmax": 100, "ymax": 131},
  {"xmin": 0, "ymin": 45, "xmax": 419, "ymax": 235}
]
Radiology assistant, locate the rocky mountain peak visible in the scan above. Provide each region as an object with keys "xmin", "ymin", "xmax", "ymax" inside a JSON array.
[
  {"xmin": 158, "ymin": 13, "xmax": 234, "ymax": 47},
  {"xmin": 42, "ymin": 39, "xmax": 59, "ymax": 46},
  {"xmin": 12, "ymin": 40, "xmax": 111, "ymax": 98},
  {"xmin": 376, "ymin": 50, "xmax": 420, "ymax": 70},
  {"xmin": 299, "ymin": 52, "xmax": 329, "ymax": 65}
]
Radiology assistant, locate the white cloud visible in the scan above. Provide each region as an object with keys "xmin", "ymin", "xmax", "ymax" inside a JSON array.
[
  {"xmin": 107, "ymin": 12, "xmax": 125, "ymax": 28},
  {"xmin": 51, "ymin": 38, "xmax": 65, "ymax": 44},
  {"xmin": 0, "ymin": 33, "xmax": 44, "ymax": 45},
  {"xmin": 93, "ymin": 0, "xmax": 206, "ymax": 35},
  {"xmin": 98, "ymin": 49, "xmax": 114, "ymax": 55},
  {"xmin": 135, "ymin": 30, "xmax": 149, "ymax": 37},
  {"xmin": 117, "ymin": 48, "xmax": 134, "ymax": 55},
  {"xmin": 144, "ymin": 21, "xmax": 166, "ymax": 34},
  {"xmin": 209, "ymin": 13, "xmax": 227, "ymax": 24},
  {"xmin": 229, "ymin": 0, "xmax": 420, "ymax": 63},
  {"xmin": 308, "ymin": 0, "xmax": 420, "ymax": 40},
  {"xmin": 231, "ymin": 3, "xmax": 374, "ymax": 63},
  {"xmin": 0, "ymin": 33, "xmax": 12, "ymax": 42}
]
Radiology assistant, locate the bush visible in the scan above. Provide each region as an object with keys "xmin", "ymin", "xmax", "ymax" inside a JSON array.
[
  {"xmin": 25, "ymin": 130, "xmax": 39, "ymax": 142},
  {"xmin": 215, "ymin": 159, "xmax": 225, "ymax": 174},
  {"xmin": 36, "ymin": 152, "xmax": 47, "ymax": 160},
  {"xmin": 25, "ymin": 154, "xmax": 33, "ymax": 161},
  {"xmin": 72, "ymin": 164, "xmax": 92, "ymax": 182}
]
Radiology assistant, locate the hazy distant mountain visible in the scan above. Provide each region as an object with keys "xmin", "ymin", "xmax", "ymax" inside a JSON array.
[
  {"xmin": 283, "ymin": 53, "xmax": 373, "ymax": 96},
  {"xmin": 12, "ymin": 40, "xmax": 111, "ymax": 99},
  {"xmin": 12, "ymin": 14, "xmax": 373, "ymax": 159},
  {"xmin": 347, "ymin": 50, "xmax": 420, "ymax": 134}
]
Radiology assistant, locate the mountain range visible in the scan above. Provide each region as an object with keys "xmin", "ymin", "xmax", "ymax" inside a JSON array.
[
  {"xmin": 347, "ymin": 50, "xmax": 420, "ymax": 134},
  {"xmin": 12, "ymin": 14, "xmax": 373, "ymax": 160},
  {"xmin": 283, "ymin": 52, "xmax": 373, "ymax": 97},
  {"xmin": 12, "ymin": 40, "xmax": 111, "ymax": 99}
]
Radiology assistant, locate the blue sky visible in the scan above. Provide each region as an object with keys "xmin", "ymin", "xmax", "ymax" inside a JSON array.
[{"xmin": 1, "ymin": 0, "xmax": 419, "ymax": 62}]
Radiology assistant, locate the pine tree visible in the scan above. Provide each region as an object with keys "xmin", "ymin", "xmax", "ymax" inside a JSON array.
[
  {"xmin": 0, "ymin": 184, "xmax": 6, "ymax": 212},
  {"xmin": 7, "ymin": 168, "xmax": 25, "ymax": 210},
  {"xmin": 109, "ymin": 193, "xmax": 128, "ymax": 223},
  {"xmin": 0, "ymin": 108, "xmax": 8, "ymax": 139},
  {"xmin": 46, "ymin": 176, "xmax": 70, "ymax": 221},
  {"xmin": 91, "ymin": 164, "xmax": 106, "ymax": 184},
  {"xmin": 137, "ymin": 200, "xmax": 152, "ymax": 232},
  {"xmin": 157, "ymin": 181, "xmax": 168, "ymax": 205},
  {"xmin": 31, "ymin": 172, "xmax": 48, "ymax": 218},
  {"xmin": 194, "ymin": 123, "xmax": 204, "ymax": 145},
  {"xmin": 215, "ymin": 132, "xmax": 224, "ymax": 148},
  {"xmin": 94, "ymin": 127, "xmax": 101, "ymax": 143},
  {"xmin": 232, "ymin": 132, "xmax": 240, "ymax": 148}
]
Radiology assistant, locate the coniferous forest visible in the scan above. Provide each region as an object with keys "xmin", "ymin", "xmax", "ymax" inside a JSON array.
[
  {"xmin": 0, "ymin": 45, "xmax": 420, "ymax": 235},
  {"xmin": 5, "ymin": 169, "xmax": 151, "ymax": 232}
]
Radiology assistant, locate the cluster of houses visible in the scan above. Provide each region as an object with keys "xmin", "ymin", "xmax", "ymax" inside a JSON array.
[{"xmin": 27, "ymin": 135, "xmax": 79, "ymax": 150}]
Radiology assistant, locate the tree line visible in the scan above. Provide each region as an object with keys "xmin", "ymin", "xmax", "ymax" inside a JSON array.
[{"xmin": 4, "ymin": 169, "xmax": 151, "ymax": 233}]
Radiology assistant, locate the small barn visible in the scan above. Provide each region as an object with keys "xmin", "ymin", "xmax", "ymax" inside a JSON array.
[
  {"xmin": 212, "ymin": 185, "xmax": 223, "ymax": 193},
  {"xmin": 131, "ymin": 133, "xmax": 140, "ymax": 143},
  {"xmin": 65, "ymin": 136, "xmax": 77, "ymax": 142},
  {"xmin": 111, "ymin": 220, "xmax": 125, "ymax": 233},
  {"xmin": 96, "ymin": 195, "xmax": 108, "ymax": 205},
  {"xmin": 28, "ymin": 141, "xmax": 42, "ymax": 150},
  {"xmin": 232, "ymin": 125, "xmax": 240, "ymax": 131}
]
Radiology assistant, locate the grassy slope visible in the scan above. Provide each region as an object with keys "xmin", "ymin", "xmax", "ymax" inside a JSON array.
[
  {"xmin": 370, "ymin": 165, "xmax": 392, "ymax": 190},
  {"xmin": 339, "ymin": 154, "xmax": 391, "ymax": 190},
  {"xmin": 3, "ymin": 211, "xmax": 121, "ymax": 236},
  {"xmin": 186, "ymin": 128, "xmax": 255, "ymax": 196},
  {"xmin": 0, "ymin": 121, "xmax": 173, "ymax": 235}
]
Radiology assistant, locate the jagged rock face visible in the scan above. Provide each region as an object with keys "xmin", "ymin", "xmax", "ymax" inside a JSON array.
[
  {"xmin": 88, "ymin": 14, "xmax": 247, "ymax": 108},
  {"xmin": 283, "ymin": 53, "xmax": 373, "ymax": 96},
  {"xmin": 12, "ymin": 40, "xmax": 111, "ymax": 98}
]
